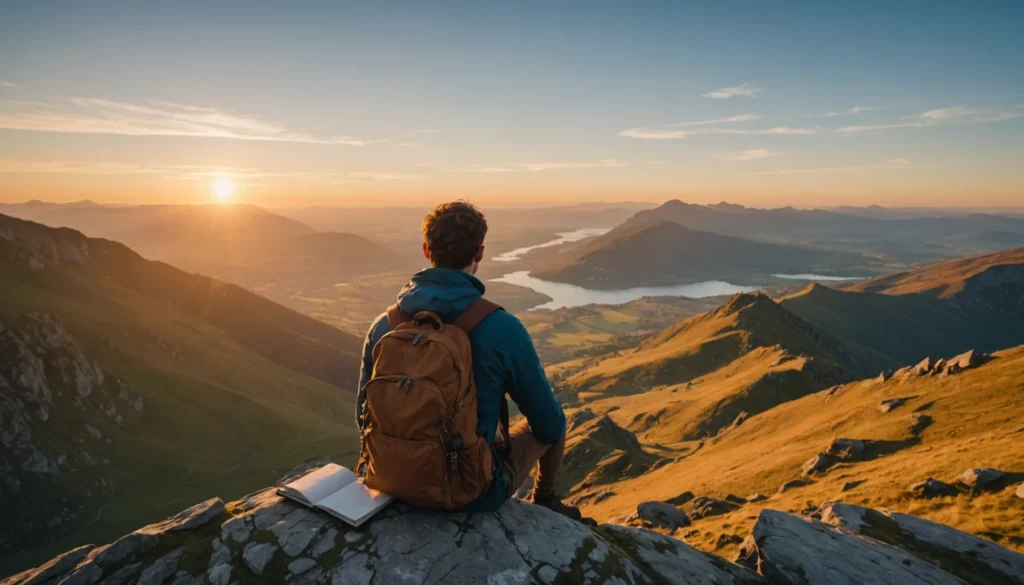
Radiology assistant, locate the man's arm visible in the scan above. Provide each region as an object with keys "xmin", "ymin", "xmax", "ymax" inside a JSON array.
[
  {"xmin": 479, "ymin": 312, "xmax": 565, "ymax": 445},
  {"xmin": 356, "ymin": 313, "xmax": 390, "ymax": 430}
]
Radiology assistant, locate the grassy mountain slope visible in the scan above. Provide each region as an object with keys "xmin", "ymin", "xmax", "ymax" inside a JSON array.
[
  {"xmin": 0, "ymin": 215, "xmax": 363, "ymax": 574},
  {"xmin": 576, "ymin": 346, "xmax": 1024, "ymax": 557},
  {"xmin": 531, "ymin": 220, "xmax": 878, "ymax": 289},
  {"xmin": 781, "ymin": 282, "xmax": 1023, "ymax": 365},
  {"xmin": 0, "ymin": 214, "xmax": 363, "ymax": 388},
  {"xmin": 552, "ymin": 293, "xmax": 886, "ymax": 442},
  {"xmin": 847, "ymin": 246, "xmax": 1024, "ymax": 301}
]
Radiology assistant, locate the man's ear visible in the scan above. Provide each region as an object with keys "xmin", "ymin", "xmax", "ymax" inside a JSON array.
[
  {"xmin": 474, "ymin": 245, "xmax": 485, "ymax": 264},
  {"xmin": 422, "ymin": 242, "xmax": 431, "ymax": 262}
]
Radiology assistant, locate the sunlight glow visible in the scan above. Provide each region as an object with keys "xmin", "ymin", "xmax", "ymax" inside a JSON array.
[{"xmin": 212, "ymin": 178, "xmax": 236, "ymax": 204}]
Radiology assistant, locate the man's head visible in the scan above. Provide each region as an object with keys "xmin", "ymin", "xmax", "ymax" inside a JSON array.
[{"xmin": 421, "ymin": 200, "xmax": 488, "ymax": 273}]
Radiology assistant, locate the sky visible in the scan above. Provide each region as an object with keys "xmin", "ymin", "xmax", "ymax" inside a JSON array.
[{"xmin": 1, "ymin": 1, "xmax": 1023, "ymax": 208}]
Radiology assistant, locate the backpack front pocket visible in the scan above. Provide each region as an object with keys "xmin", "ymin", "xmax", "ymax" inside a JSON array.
[{"xmin": 363, "ymin": 429, "xmax": 447, "ymax": 508}]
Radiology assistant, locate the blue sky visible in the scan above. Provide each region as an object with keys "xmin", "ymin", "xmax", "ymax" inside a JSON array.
[{"xmin": 1, "ymin": 1, "xmax": 1022, "ymax": 207}]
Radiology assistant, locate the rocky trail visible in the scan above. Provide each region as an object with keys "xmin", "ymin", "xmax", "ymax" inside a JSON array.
[{"xmin": 5, "ymin": 478, "xmax": 1024, "ymax": 585}]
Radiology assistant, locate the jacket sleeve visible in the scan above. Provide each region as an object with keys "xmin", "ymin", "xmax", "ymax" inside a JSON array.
[
  {"xmin": 356, "ymin": 313, "xmax": 390, "ymax": 430},
  {"xmin": 493, "ymin": 313, "xmax": 566, "ymax": 445}
]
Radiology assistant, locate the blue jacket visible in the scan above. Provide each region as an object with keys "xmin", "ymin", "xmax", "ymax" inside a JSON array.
[{"xmin": 356, "ymin": 268, "xmax": 566, "ymax": 511}]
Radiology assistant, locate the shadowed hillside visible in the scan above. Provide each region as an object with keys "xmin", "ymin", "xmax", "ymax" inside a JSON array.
[
  {"xmin": 0, "ymin": 214, "xmax": 363, "ymax": 388},
  {"xmin": 0, "ymin": 214, "xmax": 363, "ymax": 574},
  {"xmin": 531, "ymin": 220, "xmax": 878, "ymax": 288}
]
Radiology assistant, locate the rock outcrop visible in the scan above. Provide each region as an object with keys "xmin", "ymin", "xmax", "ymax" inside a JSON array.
[
  {"xmin": 3, "ymin": 488, "xmax": 763, "ymax": 585},
  {"xmin": 12, "ymin": 483, "xmax": 1024, "ymax": 585},
  {"xmin": 632, "ymin": 501, "xmax": 691, "ymax": 530},
  {"xmin": 0, "ymin": 312, "xmax": 144, "ymax": 554},
  {"xmin": 742, "ymin": 505, "xmax": 1024, "ymax": 585},
  {"xmin": 956, "ymin": 467, "xmax": 1007, "ymax": 492},
  {"xmin": 820, "ymin": 502, "xmax": 1024, "ymax": 585},
  {"xmin": 909, "ymin": 478, "xmax": 960, "ymax": 499}
]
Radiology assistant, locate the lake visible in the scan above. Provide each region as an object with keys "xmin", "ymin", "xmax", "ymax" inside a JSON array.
[
  {"xmin": 772, "ymin": 273, "xmax": 863, "ymax": 282},
  {"xmin": 493, "ymin": 227, "xmax": 612, "ymax": 262},
  {"xmin": 492, "ymin": 271, "xmax": 757, "ymax": 310}
]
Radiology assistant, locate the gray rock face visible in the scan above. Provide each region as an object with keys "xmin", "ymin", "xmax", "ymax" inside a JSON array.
[
  {"xmin": 3, "ymin": 488, "xmax": 761, "ymax": 585},
  {"xmin": 634, "ymin": 501, "xmax": 691, "ymax": 529},
  {"xmin": 146, "ymin": 498, "xmax": 225, "ymax": 533},
  {"xmin": 909, "ymin": 478, "xmax": 960, "ymax": 499},
  {"xmin": 748, "ymin": 509, "xmax": 969, "ymax": 585},
  {"xmin": 820, "ymin": 502, "xmax": 1024, "ymax": 585},
  {"xmin": 242, "ymin": 542, "xmax": 278, "ymax": 576},
  {"xmin": 0, "ymin": 312, "xmax": 145, "ymax": 556},
  {"xmin": 956, "ymin": 467, "xmax": 1006, "ymax": 491}
]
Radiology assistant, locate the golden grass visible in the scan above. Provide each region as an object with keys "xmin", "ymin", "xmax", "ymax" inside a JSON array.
[{"xmin": 574, "ymin": 347, "xmax": 1024, "ymax": 556}]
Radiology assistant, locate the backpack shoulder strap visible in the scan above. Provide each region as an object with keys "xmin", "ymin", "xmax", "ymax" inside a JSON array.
[
  {"xmin": 386, "ymin": 304, "xmax": 412, "ymax": 329},
  {"xmin": 453, "ymin": 298, "xmax": 502, "ymax": 333}
]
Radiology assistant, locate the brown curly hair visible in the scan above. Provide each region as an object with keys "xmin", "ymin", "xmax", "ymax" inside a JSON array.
[{"xmin": 422, "ymin": 201, "xmax": 488, "ymax": 269}]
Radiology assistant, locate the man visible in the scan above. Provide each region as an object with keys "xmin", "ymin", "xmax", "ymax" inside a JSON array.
[{"xmin": 356, "ymin": 200, "xmax": 581, "ymax": 519}]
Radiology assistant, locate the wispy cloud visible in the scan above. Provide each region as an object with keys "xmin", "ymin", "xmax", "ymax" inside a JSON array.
[
  {"xmin": 702, "ymin": 83, "xmax": 763, "ymax": 99},
  {"xmin": 837, "ymin": 105, "xmax": 1023, "ymax": 133},
  {"xmin": 717, "ymin": 149, "xmax": 784, "ymax": 161},
  {"xmin": 346, "ymin": 172, "xmax": 430, "ymax": 181},
  {"xmin": 0, "ymin": 159, "xmax": 161, "ymax": 175},
  {"xmin": 396, "ymin": 141, "xmax": 418, "ymax": 147},
  {"xmin": 0, "ymin": 97, "xmax": 381, "ymax": 145},
  {"xmin": 0, "ymin": 81, "xmax": 17, "ymax": 88},
  {"xmin": 756, "ymin": 158, "xmax": 916, "ymax": 175},
  {"xmin": 0, "ymin": 159, "xmax": 432, "ymax": 184},
  {"xmin": 619, "ymin": 121, "xmax": 818, "ymax": 140},
  {"xmin": 814, "ymin": 106, "xmax": 882, "ymax": 118},
  {"xmin": 448, "ymin": 159, "xmax": 627, "ymax": 173}
]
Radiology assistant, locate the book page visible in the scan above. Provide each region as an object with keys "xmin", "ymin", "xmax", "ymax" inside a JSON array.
[
  {"xmin": 315, "ymin": 479, "xmax": 393, "ymax": 527},
  {"xmin": 281, "ymin": 463, "xmax": 356, "ymax": 506}
]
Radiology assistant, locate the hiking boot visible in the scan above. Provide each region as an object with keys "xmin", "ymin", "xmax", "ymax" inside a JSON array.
[{"xmin": 532, "ymin": 495, "xmax": 584, "ymax": 522}]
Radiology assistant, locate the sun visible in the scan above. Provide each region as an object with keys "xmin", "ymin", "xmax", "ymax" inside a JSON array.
[{"xmin": 212, "ymin": 178, "xmax": 236, "ymax": 204}]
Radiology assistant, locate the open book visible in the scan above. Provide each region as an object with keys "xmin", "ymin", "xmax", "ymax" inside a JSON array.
[{"xmin": 277, "ymin": 463, "xmax": 393, "ymax": 527}]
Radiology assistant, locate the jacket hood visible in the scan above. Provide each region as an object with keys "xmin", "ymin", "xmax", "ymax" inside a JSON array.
[{"xmin": 396, "ymin": 268, "xmax": 485, "ymax": 322}]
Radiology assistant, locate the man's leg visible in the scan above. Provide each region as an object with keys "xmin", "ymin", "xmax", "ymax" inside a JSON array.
[{"xmin": 505, "ymin": 419, "xmax": 580, "ymax": 521}]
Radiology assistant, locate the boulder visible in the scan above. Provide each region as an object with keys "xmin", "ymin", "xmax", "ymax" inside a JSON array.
[
  {"xmin": 748, "ymin": 509, "xmax": 969, "ymax": 584},
  {"xmin": 878, "ymin": 398, "xmax": 906, "ymax": 413},
  {"xmin": 689, "ymin": 497, "xmax": 739, "ymax": 520},
  {"xmin": 745, "ymin": 493, "xmax": 768, "ymax": 503},
  {"xmin": 802, "ymin": 453, "xmax": 837, "ymax": 476},
  {"xmin": 666, "ymin": 490, "xmax": 694, "ymax": 505},
  {"xmin": 826, "ymin": 438, "xmax": 865, "ymax": 459},
  {"xmin": 1017, "ymin": 482, "xmax": 1024, "ymax": 500},
  {"xmin": 821, "ymin": 502, "xmax": 1024, "ymax": 584},
  {"xmin": 944, "ymin": 350, "xmax": 987, "ymax": 374},
  {"xmin": 956, "ymin": 467, "xmax": 1006, "ymax": 491},
  {"xmin": 143, "ymin": 497, "xmax": 225, "ymax": 533},
  {"xmin": 909, "ymin": 478, "xmax": 960, "ymax": 499},
  {"xmin": 634, "ymin": 501, "xmax": 691, "ymax": 530},
  {"xmin": 724, "ymin": 495, "xmax": 747, "ymax": 506},
  {"xmin": 3, "ymin": 488, "xmax": 762, "ymax": 585},
  {"xmin": 776, "ymin": 479, "xmax": 808, "ymax": 494}
]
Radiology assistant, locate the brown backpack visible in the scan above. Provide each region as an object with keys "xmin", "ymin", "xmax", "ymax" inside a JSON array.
[{"xmin": 358, "ymin": 298, "xmax": 511, "ymax": 509}]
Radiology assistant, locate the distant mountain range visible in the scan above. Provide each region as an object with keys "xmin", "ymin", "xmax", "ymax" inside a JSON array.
[
  {"xmin": 531, "ymin": 220, "xmax": 882, "ymax": 288},
  {"xmin": 614, "ymin": 200, "xmax": 1024, "ymax": 267},
  {"xmin": 0, "ymin": 201, "xmax": 409, "ymax": 290},
  {"xmin": 0, "ymin": 214, "xmax": 363, "ymax": 572}
]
